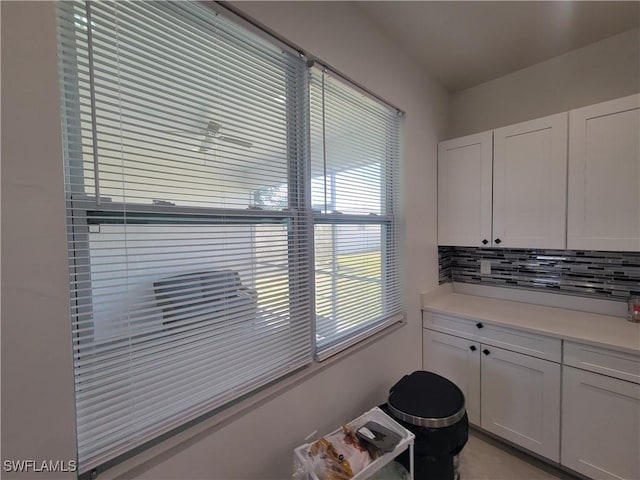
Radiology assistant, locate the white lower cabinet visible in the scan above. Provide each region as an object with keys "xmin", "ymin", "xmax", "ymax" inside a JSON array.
[
  {"xmin": 562, "ymin": 366, "xmax": 640, "ymax": 480},
  {"xmin": 423, "ymin": 313, "xmax": 640, "ymax": 476},
  {"xmin": 480, "ymin": 345, "xmax": 561, "ymax": 462},
  {"xmin": 422, "ymin": 325, "xmax": 561, "ymax": 462},
  {"xmin": 423, "ymin": 311, "xmax": 640, "ymax": 478},
  {"xmin": 422, "ymin": 329, "xmax": 481, "ymax": 425}
]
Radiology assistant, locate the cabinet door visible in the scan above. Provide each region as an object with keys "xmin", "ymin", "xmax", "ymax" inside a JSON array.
[
  {"xmin": 562, "ymin": 366, "xmax": 640, "ymax": 480},
  {"xmin": 493, "ymin": 113, "xmax": 568, "ymax": 249},
  {"xmin": 438, "ymin": 132, "xmax": 493, "ymax": 247},
  {"xmin": 481, "ymin": 346, "xmax": 560, "ymax": 461},
  {"xmin": 423, "ymin": 329, "xmax": 481, "ymax": 424},
  {"xmin": 567, "ymin": 94, "xmax": 640, "ymax": 251}
]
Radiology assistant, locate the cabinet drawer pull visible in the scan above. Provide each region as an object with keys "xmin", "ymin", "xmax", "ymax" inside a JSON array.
[
  {"xmin": 495, "ymin": 238, "xmax": 502, "ymax": 244},
  {"xmin": 469, "ymin": 345, "xmax": 477, "ymax": 351},
  {"xmin": 482, "ymin": 239, "xmax": 488, "ymax": 245},
  {"xmin": 483, "ymin": 349, "xmax": 490, "ymax": 355},
  {"xmin": 476, "ymin": 322, "xmax": 484, "ymax": 329}
]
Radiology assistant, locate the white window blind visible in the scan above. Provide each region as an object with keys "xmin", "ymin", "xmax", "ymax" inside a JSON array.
[
  {"xmin": 310, "ymin": 67, "xmax": 403, "ymax": 360},
  {"xmin": 56, "ymin": 1, "xmax": 311, "ymax": 472}
]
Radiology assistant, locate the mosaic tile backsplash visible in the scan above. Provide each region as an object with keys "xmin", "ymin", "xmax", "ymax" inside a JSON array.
[{"xmin": 439, "ymin": 246, "xmax": 640, "ymax": 301}]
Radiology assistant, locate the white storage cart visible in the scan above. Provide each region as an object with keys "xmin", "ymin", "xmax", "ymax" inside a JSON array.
[{"xmin": 293, "ymin": 407, "xmax": 415, "ymax": 480}]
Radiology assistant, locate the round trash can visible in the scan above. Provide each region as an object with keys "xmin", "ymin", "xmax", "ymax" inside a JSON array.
[{"xmin": 382, "ymin": 371, "xmax": 468, "ymax": 480}]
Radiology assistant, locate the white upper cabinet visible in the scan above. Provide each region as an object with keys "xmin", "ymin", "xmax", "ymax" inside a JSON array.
[
  {"xmin": 493, "ymin": 113, "xmax": 568, "ymax": 249},
  {"xmin": 438, "ymin": 95, "xmax": 638, "ymax": 250},
  {"xmin": 437, "ymin": 132, "xmax": 493, "ymax": 247},
  {"xmin": 567, "ymin": 94, "xmax": 640, "ymax": 251}
]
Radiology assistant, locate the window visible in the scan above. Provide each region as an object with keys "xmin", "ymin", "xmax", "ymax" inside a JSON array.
[
  {"xmin": 310, "ymin": 67, "xmax": 403, "ymax": 360},
  {"xmin": 57, "ymin": 1, "xmax": 402, "ymax": 474}
]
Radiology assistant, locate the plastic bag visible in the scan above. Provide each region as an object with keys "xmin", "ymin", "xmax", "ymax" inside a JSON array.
[
  {"xmin": 369, "ymin": 461, "xmax": 410, "ymax": 480},
  {"xmin": 306, "ymin": 425, "xmax": 372, "ymax": 480}
]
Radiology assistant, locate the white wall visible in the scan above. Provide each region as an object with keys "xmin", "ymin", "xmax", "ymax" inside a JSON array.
[
  {"xmin": 1, "ymin": 2, "xmax": 447, "ymax": 479},
  {"xmin": 448, "ymin": 27, "xmax": 640, "ymax": 138},
  {"xmin": 1, "ymin": 2, "xmax": 78, "ymax": 479}
]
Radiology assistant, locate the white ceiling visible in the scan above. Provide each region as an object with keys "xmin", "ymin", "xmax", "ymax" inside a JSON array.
[{"xmin": 355, "ymin": 1, "xmax": 640, "ymax": 92}]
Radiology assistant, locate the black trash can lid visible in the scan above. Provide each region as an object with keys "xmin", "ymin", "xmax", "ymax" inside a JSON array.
[{"xmin": 388, "ymin": 371, "xmax": 466, "ymax": 428}]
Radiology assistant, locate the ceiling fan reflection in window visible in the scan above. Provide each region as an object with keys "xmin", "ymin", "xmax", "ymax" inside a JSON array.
[{"xmin": 167, "ymin": 120, "xmax": 253, "ymax": 152}]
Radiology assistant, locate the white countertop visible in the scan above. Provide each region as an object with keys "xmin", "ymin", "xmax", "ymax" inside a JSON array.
[{"xmin": 422, "ymin": 288, "xmax": 640, "ymax": 355}]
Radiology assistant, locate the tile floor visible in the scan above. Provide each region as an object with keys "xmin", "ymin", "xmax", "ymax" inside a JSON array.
[{"xmin": 459, "ymin": 429, "xmax": 580, "ymax": 480}]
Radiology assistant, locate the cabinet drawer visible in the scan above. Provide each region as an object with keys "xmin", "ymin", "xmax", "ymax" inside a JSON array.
[
  {"xmin": 480, "ymin": 323, "xmax": 561, "ymax": 363},
  {"xmin": 564, "ymin": 342, "xmax": 640, "ymax": 384},
  {"xmin": 423, "ymin": 313, "xmax": 561, "ymax": 362},
  {"xmin": 423, "ymin": 312, "xmax": 479, "ymax": 339}
]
